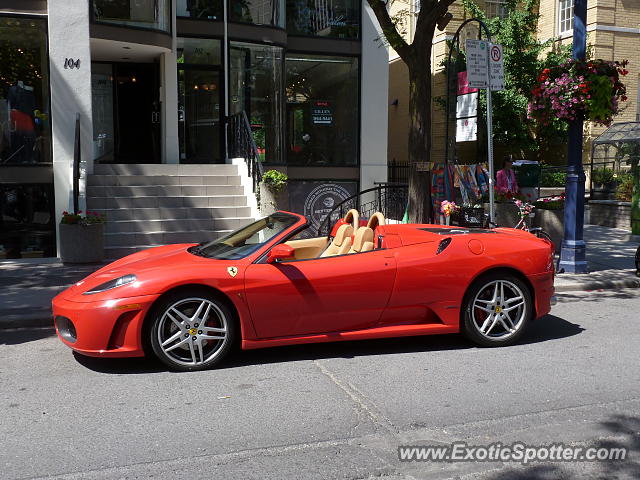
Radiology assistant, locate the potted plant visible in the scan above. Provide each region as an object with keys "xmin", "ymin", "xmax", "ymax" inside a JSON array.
[
  {"xmin": 592, "ymin": 167, "xmax": 617, "ymax": 199},
  {"xmin": 483, "ymin": 189, "xmax": 525, "ymax": 227},
  {"xmin": 533, "ymin": 193, "xmax": 565, "ymax": 252},
  {"xmin": 59, "ymin": 210, "xmax": 106, "ymax": 263},
  {"xmin": 259, "ymin": 170, "xmax": 288, "ymax": 215}
]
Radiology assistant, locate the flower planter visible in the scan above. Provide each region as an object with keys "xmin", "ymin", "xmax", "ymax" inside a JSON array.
[
  {"xmin": 258, "ymin": 184, "xmax": 288, "ymax": 216},
  {"xmin": 59, "ymin": 223, "xmax": 105, "ymax": 263},
  {"xmin": 533, "ymin": 209, "xmax": 564, "ymax": 252}
]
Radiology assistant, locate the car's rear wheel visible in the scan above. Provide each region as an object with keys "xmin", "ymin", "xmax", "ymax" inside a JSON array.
[
  {"xmin": 149, "ymin": 291, "xmax": 236, "ymax": 371},
  {"xmin": 462, "ymin": 273, "xmax": 532, "ymax": 347}
]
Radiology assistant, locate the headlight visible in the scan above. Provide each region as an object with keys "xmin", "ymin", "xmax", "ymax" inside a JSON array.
[{"xmin": 83, "ymin": 274, "xmax": 137, "ymax": 295}]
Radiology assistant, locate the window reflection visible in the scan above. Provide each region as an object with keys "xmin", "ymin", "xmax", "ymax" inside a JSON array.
[
  {"xmin": 230, "ymin": 42, "xmax": 284, "ymax": 164},
  {"xmin": 93, "ymin": 0, "xmax": 171, "ymax": 32},
  {"xmin": 230, "ymin": 0, "xmax": 285, "ymax": 28},
  {"xmin": 285, "ymin": 54, "xmax": 358, "ymax": 166},
  {"xmin": 286, "ymin": 0, "xmax": 360, "ymax": 38},
  {"xmin": 177, "ymin": 0, "xmax": 223, "ymax": 20}
]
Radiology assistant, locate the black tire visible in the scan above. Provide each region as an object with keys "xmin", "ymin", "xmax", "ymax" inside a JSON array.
[
  {"xmin": 149, "ymin": 290, "xmax": 236, "ymax": 371},
  {"xmin": 462, "ymin": 272, "xmax": 533, "ymax": 347}
]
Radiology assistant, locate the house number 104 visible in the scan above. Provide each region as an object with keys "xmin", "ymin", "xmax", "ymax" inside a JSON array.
[{"xmin": 64, "ymin": 58, "xmax": 81, "ymax": 69}]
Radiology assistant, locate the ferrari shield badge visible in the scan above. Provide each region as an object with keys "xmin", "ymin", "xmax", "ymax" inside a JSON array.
[{"xmin": 227, "ymin": 266, "xmax": 238, "ymax": 278}]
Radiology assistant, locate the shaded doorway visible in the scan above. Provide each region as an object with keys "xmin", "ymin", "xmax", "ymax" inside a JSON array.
[{"xmin": 91, "ymin": 62, "xmax": 161, "ymax": 164}]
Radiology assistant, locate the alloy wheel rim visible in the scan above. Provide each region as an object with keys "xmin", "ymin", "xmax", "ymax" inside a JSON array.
[
  {"xmin": 157, "ymin": 298, "xmax": 228, "ymax": 366},
  {"xmin": 471, "ymin": 280, "xmax": 527, "ymax": 340}
]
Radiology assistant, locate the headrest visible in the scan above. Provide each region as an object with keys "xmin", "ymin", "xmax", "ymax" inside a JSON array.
[
  {"xmin": 367, "ymin": 212, "xmax": 386, "ymax": 230},
  {"xmin": 344, "ymin": 209, "xmax": 360, "ymax": 231},
  {"xmin": 333, "ymin": 224, "xmax": 353, "ymax": 246},
  {"xmin": 352, "ymin": 227, "xmax": 374, "ymax": 251}
]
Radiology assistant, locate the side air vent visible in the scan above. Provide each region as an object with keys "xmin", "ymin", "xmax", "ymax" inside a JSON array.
[{"xmin": 436, "ymin": 238, "xmax": 452, "ymax": 255}]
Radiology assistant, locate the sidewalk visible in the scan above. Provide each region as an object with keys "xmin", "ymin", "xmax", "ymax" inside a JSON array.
[{"xmin": 0, "ymin": 224, "xmax": 638, "ymax": 330}]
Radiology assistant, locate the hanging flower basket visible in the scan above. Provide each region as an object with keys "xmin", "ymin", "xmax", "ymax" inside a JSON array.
[{"xmin": 528, "ymin": 59, "xmax": 629, "ymax": 126}]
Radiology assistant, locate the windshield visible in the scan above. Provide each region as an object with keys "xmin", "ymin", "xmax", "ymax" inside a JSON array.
[{"xmin": 190, "ymin": 212, "xmax": 300, "ymax": 260}]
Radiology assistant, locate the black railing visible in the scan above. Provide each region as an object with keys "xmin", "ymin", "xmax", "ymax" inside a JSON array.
[
  {"xmin": 73, "ymin": 113, "xmax": 81, "ymax": 214},
  {"xmin": 317, "ymin": 184, "xmax": 409, "ymax": 236},
  {"xmin": 388, "ymin": 160, "xmax": 410, "ymax": 184},
  {"xmin": 228, "ymin": 111, "xmax": 263, "ymax": 195}
]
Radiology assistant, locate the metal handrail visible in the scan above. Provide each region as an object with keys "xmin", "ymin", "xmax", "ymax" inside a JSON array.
[
  {"xmin": 316, "ymin": 184, "xmax": 409, "ymax": 236},
  {"xmin": 228, "ymin": 111, "xmax": 263, "ymax": 194},
  {"xmin": 73, "ymin": 113, "xmax": 80, "ymax": 214}
]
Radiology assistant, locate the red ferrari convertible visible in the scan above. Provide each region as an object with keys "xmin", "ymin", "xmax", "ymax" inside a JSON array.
[{"xmin": 53, "ymin": 210, "xmax": 555, "ymax": 371}]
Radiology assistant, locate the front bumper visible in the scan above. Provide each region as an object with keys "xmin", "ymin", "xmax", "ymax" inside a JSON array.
[{"xmin": 52, "ymin": 293, "xmax": 159, "ymax": 358}]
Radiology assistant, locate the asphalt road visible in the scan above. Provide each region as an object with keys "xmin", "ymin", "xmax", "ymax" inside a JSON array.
[{"xmin": 0, "ymin": 289, "xmax": 639, "ymax": 480}]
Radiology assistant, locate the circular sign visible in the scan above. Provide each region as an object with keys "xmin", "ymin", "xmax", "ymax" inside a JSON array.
[
  {"xmin": 491, "ymin": 45, "xmax": 501, "ymax": 62},
  {"xmin": 304, "ymin": 183, "xmax": 353, "ymax": 233}
]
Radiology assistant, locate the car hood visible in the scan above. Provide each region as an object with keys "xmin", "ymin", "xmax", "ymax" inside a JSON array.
[{"xmin": 57, "ymin": 244, "xmax": 209, "ymax": 301}]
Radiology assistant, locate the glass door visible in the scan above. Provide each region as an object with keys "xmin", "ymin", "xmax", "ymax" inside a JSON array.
[{"xmin": 178, "ymin": 66, "xmax": 223, "ymax": 163}]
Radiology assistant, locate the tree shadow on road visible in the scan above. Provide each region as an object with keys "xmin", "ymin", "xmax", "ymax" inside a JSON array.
[
  {"xmin": 473, "ymin": 414, "xmax": 639, "ymax": 480},
  {"xmin": 69, "ymin": 315, "xmax": 582, "ymax": 374}
]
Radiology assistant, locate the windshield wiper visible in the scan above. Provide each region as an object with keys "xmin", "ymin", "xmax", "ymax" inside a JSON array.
[{"xmin": 188, "ymin": 245, "xmax": 208, "ymax": 257}]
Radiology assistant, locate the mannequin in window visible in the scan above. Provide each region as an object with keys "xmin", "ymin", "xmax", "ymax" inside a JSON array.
[{"xmin": 7, "ymin": 81, "xmax": 36, "ymax": 163}]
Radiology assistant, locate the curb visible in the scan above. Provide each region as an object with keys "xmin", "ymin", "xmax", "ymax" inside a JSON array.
[
  {"xmin": 555, "ymin": 276, "xmax": 640, "ymax": 292},
  {"xmin": 0, "ymin": 309, "xmax": 53, "ymax": 331}
]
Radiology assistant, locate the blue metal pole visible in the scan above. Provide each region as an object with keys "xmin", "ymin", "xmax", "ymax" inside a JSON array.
[{"xmin": 558, "ymin": 0, "xmax": 588, "ymax": 273}]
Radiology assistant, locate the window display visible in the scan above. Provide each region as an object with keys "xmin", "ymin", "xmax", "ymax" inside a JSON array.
[
  {"xmin": 177, "ymin": 0, "xmax": 223, "ymax": 20},
  {"xmin": 285, "ymin": 54, "xmax": 358, "ymax": 166},
  {"xmin": 0, "ymin": 16, "xmax": 50, "ymax": 165}
]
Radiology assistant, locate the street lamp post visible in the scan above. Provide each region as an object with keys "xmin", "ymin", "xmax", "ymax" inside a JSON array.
[{"xmin": 558, "ymin": 0, "xmax": 588, "ymax": 273}]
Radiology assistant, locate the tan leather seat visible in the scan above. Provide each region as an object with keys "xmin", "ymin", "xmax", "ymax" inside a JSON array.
[
  {"xmin": 343, "ymin": 209, "xmax": 360, "ymax": 233},
  {"xmin": 367, "ymin": 212, "xmax": 385, "ymax": 230},
  {"xmin": 320, "ymin": 224, "xmax": 353, "ymax": 257},
  {"xmin": 348, "ymin": 227, "xmax": 375, "ymax": 254}
]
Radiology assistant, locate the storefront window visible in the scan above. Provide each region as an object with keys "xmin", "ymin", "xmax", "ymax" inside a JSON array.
[
  {"xmin": 0, "ymin": 16, "xmax": 51, "ymax": 165},
  {"xmin": 177, "ymin": 38, "xmax": 223, "ymax": 163},
  {"xmin": 285, "ymin": 54, "xmax": 358, "ymax": 166},
  {"xmin": 230, "ymin": 42, "xmax": 284, "ymax": 164},
  {"xmin": 286, "ymin": 0, "xmax": 360, "ymax": 38},
  {"xmin": 0, "ymin": 16, "xmax": 55, "ymax": 258},
  {"xmin": 177, "ymin": 0, "xmax": 223, "ymax": 20},
  {"xmin": 230, "ymin": 0, "xmax": 285, "ymax": 28},
  {"xmin": 93, "ymin": 0, "xmax": 171, "ymax": 32}
]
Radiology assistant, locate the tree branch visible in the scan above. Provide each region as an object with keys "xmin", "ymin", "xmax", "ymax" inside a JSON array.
[{"xmin": 367, "ymin": 0, "xmax": 411, "ymax": 61}]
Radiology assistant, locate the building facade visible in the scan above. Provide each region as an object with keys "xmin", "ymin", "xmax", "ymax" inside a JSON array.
[
  {"xmin": 0, "ymin": 0, "xmax": 388, "ymax": 259},
  {"xmin": 388, "ymin": 0, "xmax": 640, "ymax": 168}
]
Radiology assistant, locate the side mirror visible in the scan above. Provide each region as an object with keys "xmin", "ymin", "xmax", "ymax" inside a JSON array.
[{"xmin": 267, "ymin": 244, "xmax": 295, "ymax": 264}]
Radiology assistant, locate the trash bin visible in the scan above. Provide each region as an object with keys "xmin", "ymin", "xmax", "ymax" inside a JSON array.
[{"xmin": 514, "ymin": 161, "xmax": 541, "ymax": 188}]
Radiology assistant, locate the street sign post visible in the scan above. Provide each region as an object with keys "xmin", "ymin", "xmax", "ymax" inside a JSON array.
[{"xmin": 466, "ymin": 39, "xmax": 504, "ymax": 226}]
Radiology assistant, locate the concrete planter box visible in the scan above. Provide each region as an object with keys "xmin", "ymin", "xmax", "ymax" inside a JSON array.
[
  {"xmin": 59, "ymin": 223, "xmax": 105, "ymax": 264},
  {"xmin": 533, "ymin": 209, "xmax": 563, "ymax": 252},
  {"xmin": 588, "ymin": 200, "xmax": 631, "ymax": 231},
  {"xmin": 484, "ymin": 202, "xmax": 520, "ymax": 228},
  {"xmin": 258, "ymin": 184, "xmax": 289, "ymax": 216}
]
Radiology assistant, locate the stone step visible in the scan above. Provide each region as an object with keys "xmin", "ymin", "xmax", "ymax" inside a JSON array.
[
  {"xmin": 87, "ymin": 195, "xmax": 249, "ymax": 209},
  {"xmin": 104, "ymin": 217, "xmax": 252, "ymax": 234},
  {"xmin": 87, "ymin": 184, "xmax": 244, "ymax": 197},
  {"xmin": 104, "ymin": 230, "xmax": 231, "ymax": 248},
  {"xmin": 93, "ymin": 163, "xmax": 238, "ymax": 176},
  {"xmin": 87, "ymin": 175, "xmax": 242, "ymax": 187},
  {"xmin": 93, "ymin": 206, "xmax": 252, "ymax": 221}
]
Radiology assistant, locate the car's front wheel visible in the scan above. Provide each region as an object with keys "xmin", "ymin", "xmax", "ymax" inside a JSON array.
[
  {"xmin": 149, "ymin": 291, "xmax": 236, "ymax": 371},
  {"xmin": 462, "ymin": 273, "xmax": 532, "ymax": 347}
]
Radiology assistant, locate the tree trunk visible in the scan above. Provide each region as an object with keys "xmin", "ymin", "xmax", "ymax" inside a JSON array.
[{"xmin": 407, "ymin": 56, "xmax": 433, "ymax": 224}]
